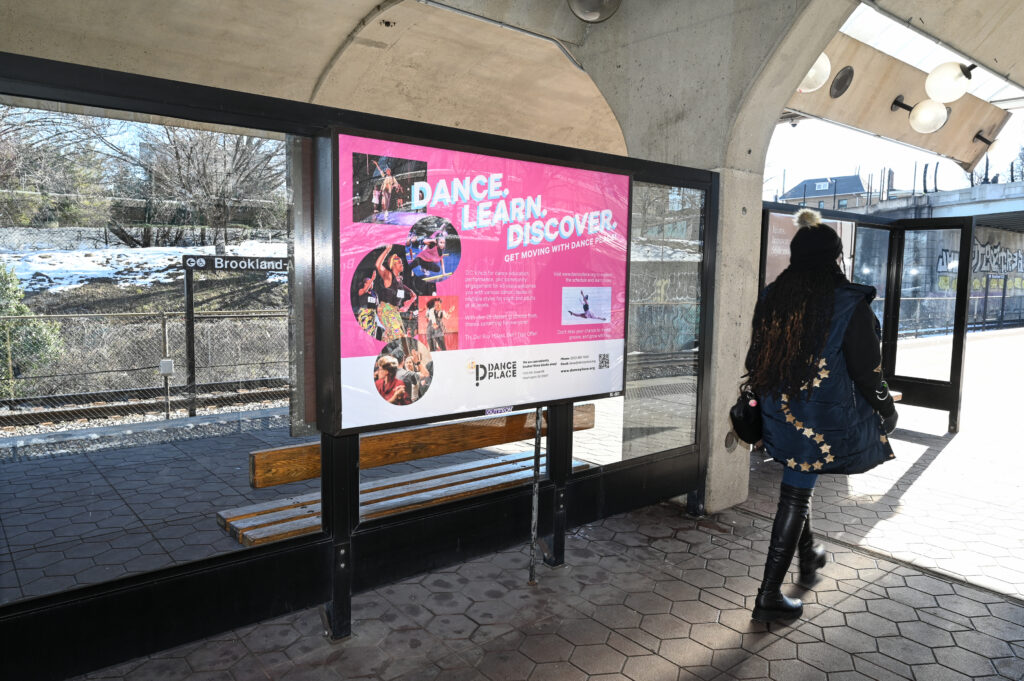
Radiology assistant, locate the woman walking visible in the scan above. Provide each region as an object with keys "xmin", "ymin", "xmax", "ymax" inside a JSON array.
[{"xmin": 744, "ymin": 209, "xmax": 898, "ymax": 623}]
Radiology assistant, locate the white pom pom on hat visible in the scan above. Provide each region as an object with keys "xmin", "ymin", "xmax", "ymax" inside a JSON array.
[
  {"xmin": 794, "ymin": 208, "xmax": 822, "ymax": 228},
  {"xmin": 790, "ymin": 209, "xmax": 841, "ymax": 270}
]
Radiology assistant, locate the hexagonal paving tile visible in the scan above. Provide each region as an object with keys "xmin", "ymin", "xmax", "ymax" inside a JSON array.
[{"xmin": 568, "ymin": 644, "xmax": 625, "ymax": 675}]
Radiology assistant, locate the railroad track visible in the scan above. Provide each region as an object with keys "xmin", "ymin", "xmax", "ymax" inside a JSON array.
[{"xmin": 0, "ymin": 382, "xmax": 288, "ymax": 427}]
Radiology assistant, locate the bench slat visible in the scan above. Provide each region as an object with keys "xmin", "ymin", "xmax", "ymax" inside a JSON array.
[
  {"xmin": 240, "ymin": 515, "xmax": 324, "ymax": 547},
  {"xmin": 249, "ymin": 403, "xmax": 595, "ymax": 488},
  {"xmin": 361, "ymin": 452, "xmax": 534, "ymax": 495},
  {"xmin": 361, "ymin": 459, "xmax": 542, "ymax": 505},
  {"xmin": 228, "ymin": 503, "xmax": 321, "ymax": 540},
  {"xmin": 216, "ymin": 491, "xmax": 320, "ymax": 528},
  {"xmin": 362, "ymin": 460, "xmax": 589, "ymax": 520}
]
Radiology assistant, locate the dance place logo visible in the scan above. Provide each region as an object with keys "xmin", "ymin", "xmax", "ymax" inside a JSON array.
[{"xmin": 468, "ymin": 360, "xmax": 518, "ymax": 387}]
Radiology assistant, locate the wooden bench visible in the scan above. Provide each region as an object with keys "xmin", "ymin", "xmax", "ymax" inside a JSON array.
[{"xmin": 217, "ymin": 405, "xmax": 595, "ymax": 546}]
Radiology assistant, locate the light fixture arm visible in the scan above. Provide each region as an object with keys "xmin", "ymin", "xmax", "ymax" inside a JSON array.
[{"xmin": 890, "ymin": 95, "xmax": 914, "ymax": 113}]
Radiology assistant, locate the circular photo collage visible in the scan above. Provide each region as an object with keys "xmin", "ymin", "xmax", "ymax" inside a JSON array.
[{"xmin": 349, "ymin": 216, "xmax": 462, "ymax": 405}]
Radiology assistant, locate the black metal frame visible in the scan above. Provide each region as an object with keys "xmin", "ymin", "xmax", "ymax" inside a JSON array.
[
  {"xmin": 759, "ymin": 202, "xmax": 971, "ymax": 433},
  {"xmin": 0, "ymin": 50, "xmax": 717, "ymax": 680},
  {"xmin": 882, "ymin": 217, "xmax": 974, "ymax": 432},
  {"xmin": 324, "ymin": 126, "xmax": 635, "ymax": 436}
]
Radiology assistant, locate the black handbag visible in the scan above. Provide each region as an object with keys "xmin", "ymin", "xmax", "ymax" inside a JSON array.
[{"xmin": 729, "ymin": 387, "xmax": 762, "ymax": 445}]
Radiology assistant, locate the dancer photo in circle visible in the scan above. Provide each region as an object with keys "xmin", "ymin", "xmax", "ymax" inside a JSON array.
[
  {"xmin": 348, "ymin": 245, "xmax": 418, "ymax": 342},
  {"xmin": 405, "ymin": 216, "xmax": 461, "ymax": 296},
  {"xmin": 351, "ymin": 153, "xmax": 427, "ymax": 224},
  {"xmin": 418, "ymin": 296, "xmax": 459, "ymax": 352},
  {"xmin": 563, "ymin": 286, "xmax": 610, "ymax": 324},
  {"xmin": 373, "ymin": 338, "xmax": 434, "ymax": 405}
]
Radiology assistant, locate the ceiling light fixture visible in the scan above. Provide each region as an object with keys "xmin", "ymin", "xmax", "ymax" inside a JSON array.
[
  {"xmin": 797, "ymin": 53, "xmax": 831, "ymax": 93},
  {"xmin": 567, "ymin": 0, "xmax": 622, "ymax": 23},
  {"xmin": 891, "ymin": 95, "xmax": 948, "ymax": 134},
  {"xmin": 973, "ymin": 130, "xmax": 1002, "ymax": 157},
  {"xmin": 925, "ymin": 62, "xmax": 977, "ymax": 103}
]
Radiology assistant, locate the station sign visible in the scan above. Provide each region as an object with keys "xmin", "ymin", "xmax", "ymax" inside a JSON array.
[{"xmin": 181, "ymin": 255, "xmax": 288, "ymax": 272}]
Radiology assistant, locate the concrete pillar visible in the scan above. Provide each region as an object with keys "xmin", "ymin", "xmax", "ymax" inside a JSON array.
[{"xmin": 564, "ymin": 0, "xmax": 857, "ymax": 511}]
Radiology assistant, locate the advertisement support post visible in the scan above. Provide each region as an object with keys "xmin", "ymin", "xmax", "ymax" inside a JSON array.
[{"xmin": 528, "ymin": 406, "xmax": 542, "ymax": 586}]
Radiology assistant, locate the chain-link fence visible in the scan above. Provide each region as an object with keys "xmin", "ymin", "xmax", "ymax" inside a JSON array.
[{"xmin": 0, "ymin": 310, "xmax": 288, "ymax": 428}]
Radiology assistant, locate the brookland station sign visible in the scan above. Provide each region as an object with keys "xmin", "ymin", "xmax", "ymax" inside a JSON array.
[{"xmin": 181, "ymin": 255, "xmax": 288, "ymax": 272}]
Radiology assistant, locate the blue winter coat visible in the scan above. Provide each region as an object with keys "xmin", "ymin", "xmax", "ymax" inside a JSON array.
[{"xmin": 760, "ymin": 283, "xmax": 895, "ymax": 475}]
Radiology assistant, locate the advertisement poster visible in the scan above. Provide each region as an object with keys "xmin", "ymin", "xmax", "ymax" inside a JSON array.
[{"xmin": 338, "ymin": 134, "xmax": 630, "ymax": 430}]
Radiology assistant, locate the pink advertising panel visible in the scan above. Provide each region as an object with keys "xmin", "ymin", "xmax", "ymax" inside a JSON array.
[{"xmin": 338, "ymin": 133, "xmax": 629, "ymax": 429}]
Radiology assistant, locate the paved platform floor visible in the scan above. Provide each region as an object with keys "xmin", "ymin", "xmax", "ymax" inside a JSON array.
[{"xmin": 70, "ymin": 330, "xmax": 1024, "ymax": 680}]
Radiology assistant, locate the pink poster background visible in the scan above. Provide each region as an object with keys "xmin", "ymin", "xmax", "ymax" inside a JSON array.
[{"xmin": 338, "ymin": 134, "xmax": 629, "ymax": 360}]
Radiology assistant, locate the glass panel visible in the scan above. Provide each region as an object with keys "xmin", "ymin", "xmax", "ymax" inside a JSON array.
[
  {"xmin": 895, "ymin": 229, "xmax": 958, "ymax": 380},
  {"xmin": 968, "ymin": 226, "xmax": 1024, "ymax": 331},
  {"xmin": 852, "ymin": 226, "xmax": 889, "ymax": 326},
  {"xmin": 573, "ymin": 183, "xmax": 704, "ymax": 465},
  {"xmin": 0, "ymin": 100, "xmax": 306, "ymax": 606}
]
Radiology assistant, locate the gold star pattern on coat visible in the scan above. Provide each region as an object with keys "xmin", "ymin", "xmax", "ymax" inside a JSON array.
[
  {"xmin": 778, "ymin": 373, "xmax": 835, "ymax": 473},
  {"xmin": 818, "ymin": 358, "xmax": 827, "ymax": 368},
  {"xmin": 880, "ymin": 434, "xmax": 888, "ymax": 443}
]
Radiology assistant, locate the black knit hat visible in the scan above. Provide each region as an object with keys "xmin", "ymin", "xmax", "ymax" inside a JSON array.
[{"xmin": 790, "ymin": 208, "xmax": 842, "ymax": 271}]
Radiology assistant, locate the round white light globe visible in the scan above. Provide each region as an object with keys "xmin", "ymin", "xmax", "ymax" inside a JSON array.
[
  {"xmin": 984, "ymin": 136, "xmax": 1003, "ymax": 158},
  {"xmin": 797, "ymin": 53, "xmax": 831, "ymax": 93},
  {"xmin": 567, "ymin": 0, "xmax": 622, "ymax": 23},
  {"xmin": 908, "ymin": 99, "xmax": 948, "ymax": 134},
  {"xmin": 925, "ymin": 62, "xmax": 971, "ymax": 103}
]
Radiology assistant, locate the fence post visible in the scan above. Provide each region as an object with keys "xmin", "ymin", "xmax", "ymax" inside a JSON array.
[
  {"xmin": 185, "ymin": 269, "xmax": 197, "ymax": 417},
  {"xmin": 5, "ymin": 324, "xmax": 12, "ymax": 399},
  {"xmin": 162, "ymin": 313, "xmax": 171, "ymax": 419}
]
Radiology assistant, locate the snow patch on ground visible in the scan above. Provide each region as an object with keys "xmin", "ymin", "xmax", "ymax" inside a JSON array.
[{"xmin": 0, "ymin": 242, "xmax": 288, "ymax": 291}]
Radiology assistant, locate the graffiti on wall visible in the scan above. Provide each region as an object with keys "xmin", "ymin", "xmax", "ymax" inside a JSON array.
[{"xmin": 936, "ymin": 229, "xmax": 1024, "ymax": 294}]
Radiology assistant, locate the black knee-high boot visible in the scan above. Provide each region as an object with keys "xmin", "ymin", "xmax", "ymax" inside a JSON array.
[
  {"xmin": 797, "ymin": 503, "xmax": 827, "ymax": 586},
  {"xmin": 752, "ymin": 483, "xmax": 812, "ymax": 622}
]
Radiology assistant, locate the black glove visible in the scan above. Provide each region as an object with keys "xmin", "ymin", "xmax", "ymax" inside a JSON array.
[{"xmin": 881, "ymin": 410, "xmax": 898, "ymax": 435}]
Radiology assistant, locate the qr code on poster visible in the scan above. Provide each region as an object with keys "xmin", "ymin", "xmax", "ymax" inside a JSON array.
[{"xmin": 599, "ymin": 353, "xmax": 609, "ymax": 369}]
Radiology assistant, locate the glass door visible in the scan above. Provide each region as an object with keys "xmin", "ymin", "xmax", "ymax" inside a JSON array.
[{"xmin": 853, "ymin": 217, "xmax": 973, "ymax": 432}]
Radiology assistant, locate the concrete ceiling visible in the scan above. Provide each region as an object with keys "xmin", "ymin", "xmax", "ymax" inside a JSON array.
[
  {"xmin": 876, "ymin": 0, "xmax": 1024, "ymax": 91},
  {"xmin": 0, "ymin": 0, "xmax": 626, "ymax": 154}
]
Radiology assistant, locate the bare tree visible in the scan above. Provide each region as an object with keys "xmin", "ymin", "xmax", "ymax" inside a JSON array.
[{"xmin": 101, "ymin": 123, "xmax": 286, "ymax": 249}]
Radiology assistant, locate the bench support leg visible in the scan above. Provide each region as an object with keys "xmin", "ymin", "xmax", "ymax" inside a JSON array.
[
  {"xmin": 324, "ymin": 542, "xmax": 352, "ymax": 639},
  {"xmin": 322, "ymin": 432, "xmax": 359, "ymax": 640},
  {"xmin": 543, "ymin": 403, "xmax": 573, "ymax": 567},
  {"xmin": 543, "ymin": 488, "xmax": 566, "ymax": 567}
]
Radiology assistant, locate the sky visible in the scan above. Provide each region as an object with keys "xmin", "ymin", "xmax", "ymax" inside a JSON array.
[
  {"xmin": 762, "ymin": 115, "xmax": 1024, "ymax": 201},
  {"xmin": 763, "ymin": 3, "xmax": 1024, "ymax": 201}
]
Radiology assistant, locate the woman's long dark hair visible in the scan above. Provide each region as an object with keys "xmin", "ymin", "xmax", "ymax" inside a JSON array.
[{"xmin": 745, "ymin": 264, "xmax": 843, "ymax": 397}]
